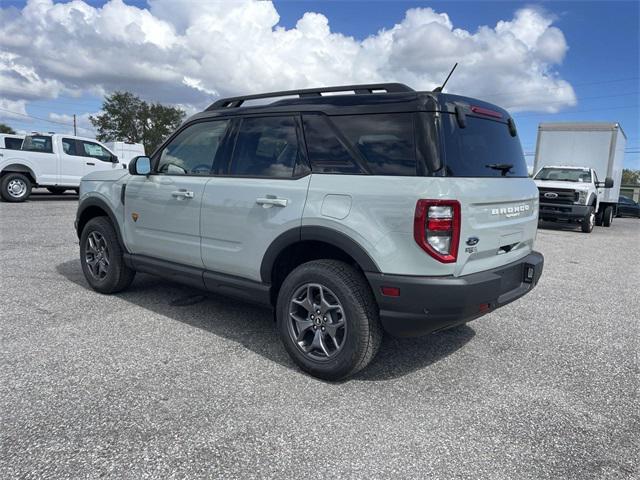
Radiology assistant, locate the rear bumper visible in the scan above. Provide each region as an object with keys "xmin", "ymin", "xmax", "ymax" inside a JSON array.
[
  {"xmin": 539, "ymin": 202, "xmax": 589, "ymax": 220},
  {"xmin": 366, "ymin": 251, "xmax": 544, "ymax": 337}
]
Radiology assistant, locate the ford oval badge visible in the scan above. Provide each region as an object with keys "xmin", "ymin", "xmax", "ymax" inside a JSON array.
[{"xmin": 466, "ymin": 237, "xmax": 479, "ymax": 246}]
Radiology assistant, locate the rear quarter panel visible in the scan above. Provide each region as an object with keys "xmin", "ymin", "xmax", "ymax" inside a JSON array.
[{"xmin": 303, "ymin": 175, "xmax": 539, "ymax": 277}]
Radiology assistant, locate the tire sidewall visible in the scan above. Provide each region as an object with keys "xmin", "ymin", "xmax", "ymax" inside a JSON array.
[
  {"xmin": 603, "ymin": 206, "xmax": 614, "ymax": 227},
  {"xmin": 276, "ymin": 263, "xmax": 373, "ymax": 380},
  {"xmin": 1, "ymin": 173, "xmax": 32, "ymax": 202},
  {"xmin": 80, "ymin": 217, "xmax": 125, "ymax": 293},
  {"xmin": 582, "ymin": 206, "xmax": 595, "ymax": 233}
]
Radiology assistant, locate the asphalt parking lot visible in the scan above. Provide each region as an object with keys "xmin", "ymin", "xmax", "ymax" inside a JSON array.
[{"xmin": 1, "ymin": 189, "xmax": 638, "ymax": 479}]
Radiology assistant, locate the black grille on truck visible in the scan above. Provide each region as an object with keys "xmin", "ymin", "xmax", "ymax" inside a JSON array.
[{"xmin": 537, "ymin": 187, "xmax": 577, "ymax": 205}]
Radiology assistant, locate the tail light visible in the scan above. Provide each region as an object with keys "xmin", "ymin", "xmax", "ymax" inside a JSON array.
[{"xmin": 414, "ymin": 200, "xmax": 461, "ymax": 263}]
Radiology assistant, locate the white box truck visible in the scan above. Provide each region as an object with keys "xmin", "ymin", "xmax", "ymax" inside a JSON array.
[
  {"xmin": 103, "ymin": 141, "xmax": 145, "ymax": 166},
  {"xmin": 533, "ymin": 122, "xmax": 626, "ymax": 233}
]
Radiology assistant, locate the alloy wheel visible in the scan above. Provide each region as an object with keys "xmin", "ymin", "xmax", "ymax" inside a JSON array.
[
  {"xmin": 85, "ymin": 231, "xmax": 110, "ymax": 280},
  {"xmin": 287, "ymin": 283, "xmax": 347, "ymax": 360}
]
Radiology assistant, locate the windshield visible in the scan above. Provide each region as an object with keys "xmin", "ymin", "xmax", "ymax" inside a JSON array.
[
  {"xmin": 534, "ymin": 167, "xmax": 591, "ymax": 183},
  {"xmin": 440, "ymin": 114, "xmax": 528, "ymax": 177}
]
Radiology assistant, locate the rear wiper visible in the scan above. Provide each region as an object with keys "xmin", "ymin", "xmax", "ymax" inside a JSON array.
[{"xmin": 485, "ymin": 163, "xmax": 513, "ymax": 176}]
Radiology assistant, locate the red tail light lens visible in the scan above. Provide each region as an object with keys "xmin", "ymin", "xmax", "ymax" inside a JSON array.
[{"xmin": 414, "ymin": 200, "xmax": 461, "ymax": 263}]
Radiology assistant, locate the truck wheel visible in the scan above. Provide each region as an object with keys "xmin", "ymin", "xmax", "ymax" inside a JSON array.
[
  {"xmin": 602, "ymin": 206, "xmax": 614, "ymax": 227},
  {"xmin": 581, "ymin": 207, "xmax": 595, "ymax": 233},
  {"xmin": 0, "ymin": 173, "xmax": 32, "ymax": 202},
  {"xmin": 80, "ymin": 217, "xmax": 135, "ymax": 294},
  {"xmin": 47, "ymin": 187, "xmax": 67, "ymax": 195},
  {"xmin": 595, "ymin": 209, "xmax": 603, "ymax": 226},
  {"xmin": 276, "ymin": 259, "xmax": 382, "ymax": 381}
]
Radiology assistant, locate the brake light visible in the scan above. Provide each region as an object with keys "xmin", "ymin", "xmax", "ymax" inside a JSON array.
[
  {"xmin": 414, "ymin": 200, "xmax": 461, "ymax": 263},
  {"xmin": 470, "ymin": 106, "xmax": 502, "ymax": 119}
]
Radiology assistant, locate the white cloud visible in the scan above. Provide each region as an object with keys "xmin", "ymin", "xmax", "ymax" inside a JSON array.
[
  {"xmin": 0, "ymin": 97, "xmax": 29, "ymax": 120},
  {"xmin": 0, "ymin": 0, "xmax": 576, "ymax": 118}
]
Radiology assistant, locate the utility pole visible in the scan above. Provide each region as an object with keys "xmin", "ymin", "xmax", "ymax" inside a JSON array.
[{"xmin": 73, "ymin": 114, "xmax": 77, "ymax": 136}]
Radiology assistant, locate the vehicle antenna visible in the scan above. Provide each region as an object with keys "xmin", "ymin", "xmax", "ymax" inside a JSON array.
[{"xmin": 433, "ymin": 63, "xmax": 458, "ymax": 93}]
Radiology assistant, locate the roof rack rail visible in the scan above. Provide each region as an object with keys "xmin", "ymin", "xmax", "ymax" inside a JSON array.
[{"xmin": 206, "ymin": 83, "xmax": 414, "ymax": 110}]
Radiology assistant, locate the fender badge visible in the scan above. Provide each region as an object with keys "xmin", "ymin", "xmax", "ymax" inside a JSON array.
[
  {"xmin": 466, "ymin": 237, "xmax": 479, "ymax": 246},
  {"xmin": 131, "ymin": 213, "xmax": 139, "ymax": 222}
]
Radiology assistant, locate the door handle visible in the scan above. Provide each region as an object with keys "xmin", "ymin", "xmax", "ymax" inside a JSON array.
[
  {"xmin": 256, "ymin": 197, "xmax": 288, "ymax": 208},
  {"xmin": 171, "ymin": 190, "xmax": 195, "ymax": 199},
  {"xmin": 86, "ymin": 162, "xmax": 95, "ymax": 166}
]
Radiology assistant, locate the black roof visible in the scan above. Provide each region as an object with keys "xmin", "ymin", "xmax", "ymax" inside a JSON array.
[{"xmin": 189, "ymin": 83, "xmax": 512, "ymax": 122}]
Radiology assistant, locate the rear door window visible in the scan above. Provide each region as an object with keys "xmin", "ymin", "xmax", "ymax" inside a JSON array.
[
  {"xmin": 22, "ymin": 135, "xmax": 53, "ymax": 153},
  {"xmin": 441, "ymin": 114, "xmax": 528, "ymax": 177},
  {"xmin": 228, "ymin": 116, "xmax": 302, "ymax": 178},
  {"xmin": 330, "ymin": 113, "xmax": 416, "ymax": 176},
  {"xmin": 302, "ymin": 115, "xmax": 364, "ymax": 174}
]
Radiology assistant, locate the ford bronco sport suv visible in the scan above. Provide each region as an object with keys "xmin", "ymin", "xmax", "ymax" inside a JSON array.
[{"xmin": 75, "ymin": 83, "xmax": 543, "ymax": 380}]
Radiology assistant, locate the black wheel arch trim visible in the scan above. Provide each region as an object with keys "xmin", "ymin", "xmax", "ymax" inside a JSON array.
[
  {"xmin": 76, "ymin": 196, "xmax": 127, "ymax": 252},
  {"xmin": 260, "ymin": 225, "xmax": 381, "ymax": 283}
]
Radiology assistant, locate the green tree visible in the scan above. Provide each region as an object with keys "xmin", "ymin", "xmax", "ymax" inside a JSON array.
[
  {"xmin": 621, "ymin": 169, "xmax": 640, "ymax": 185},
  {"xmin": 90, "ymin": 91, "xmax": 185, "ymax": 154},
  {"xmin": 0, "ymin": 123, "xmax": 16, "ymax": 134}
]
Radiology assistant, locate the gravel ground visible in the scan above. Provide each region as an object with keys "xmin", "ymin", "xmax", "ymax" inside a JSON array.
[{"xmin": 1, "ymin": 190, "xmax": 638, "ymax": 479}]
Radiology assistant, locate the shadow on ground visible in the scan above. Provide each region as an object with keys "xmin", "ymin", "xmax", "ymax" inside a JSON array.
[
  {"xmin": 57, "ymin": 259, "xmax": 475, "ymax": 382},
  {"xmin": 28, "ymin": 192, "xmax": 79, "ymax": 202},
  {"xmin": 537, "ymin": 220, "xmax": 587, "ymax": 233}
]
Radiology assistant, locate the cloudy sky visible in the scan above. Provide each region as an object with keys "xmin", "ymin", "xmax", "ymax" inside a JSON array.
[{"xmin": 0, "ymin": 0, "xmax": 638, "ymax": 167}]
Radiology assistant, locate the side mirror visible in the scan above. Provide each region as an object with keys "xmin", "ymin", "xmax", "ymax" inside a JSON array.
[
  {"xmin": 596, "ymin": 177, "xmax": 614, "ymax": 189},
  {"xmin": 111, "ymin": 154, "xmax": 119, "ymax": 163},
  {"xmin": 129, "ymin": 156, "xmax": 151, "ymax": 175}
]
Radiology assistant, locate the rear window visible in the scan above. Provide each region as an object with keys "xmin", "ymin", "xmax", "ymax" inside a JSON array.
[
  {"xmin": 229, "ymin": 116, "xmax": 301, "ymax": 178},
  {"xmin": 22, "ymin": 135, "xmax": 53, "ymax": 153},
  {"xmin": 441, "ymin": 114, "xmax": 527, "ymax": 177}
]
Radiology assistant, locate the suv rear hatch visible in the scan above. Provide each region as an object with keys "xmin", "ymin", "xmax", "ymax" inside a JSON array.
[{"xmin": 421, "ymin": 97, "xmax": 538, "ymax": 276}]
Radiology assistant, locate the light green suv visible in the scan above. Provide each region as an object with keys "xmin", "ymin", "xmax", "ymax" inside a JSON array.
[{"xmin": 76, "ymin": 83, "xmax": 544, "ymax": 380}]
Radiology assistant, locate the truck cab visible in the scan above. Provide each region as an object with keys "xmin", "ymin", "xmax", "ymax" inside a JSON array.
[
  {"xmin": 534, "ymin": 165, "xmax": 614, "ymax": 232},
  {"xmin": 0, "ymin": 134, "xmax": 122, "ymax": 202}
]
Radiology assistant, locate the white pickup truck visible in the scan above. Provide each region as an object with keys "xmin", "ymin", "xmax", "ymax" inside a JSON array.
[{"xmin": 0, "ymin": 134, "xmax": 124, "ymax": 202}]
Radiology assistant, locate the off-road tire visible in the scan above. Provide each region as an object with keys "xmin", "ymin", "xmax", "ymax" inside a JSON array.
[
  {"xmin": 276, "ymin": 259, "xmax": 382, "ymax": 381},
  {"xmin": 581, "ymin": 206, "xmax": 595, "ymax": 233},
  {"xmin": 1, "ymin": 173, "xmax": 32, "ymax": 202},
  {"xmin": 80, "ymin": 216, "xmax": 135, "ymax": 294}
]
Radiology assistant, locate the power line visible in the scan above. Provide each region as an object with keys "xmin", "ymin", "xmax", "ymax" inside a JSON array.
[
  {"xmin": 516, "ymin": 104, "xmax": 639, "ymax": 118},
  {"xmin": 0, "ymin": 107, "xmax": 74, "ymax": 126},
  {"xmin": 0, "ymin": 107, "xmax": 94, "ymax": 133},
  {"xmin": 12, "ymin": 76, "xmax": 640, "ymax": 110},
  {"xmin": 478, "ymin": 76, "xmax": 640, "ymax": 101}
]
